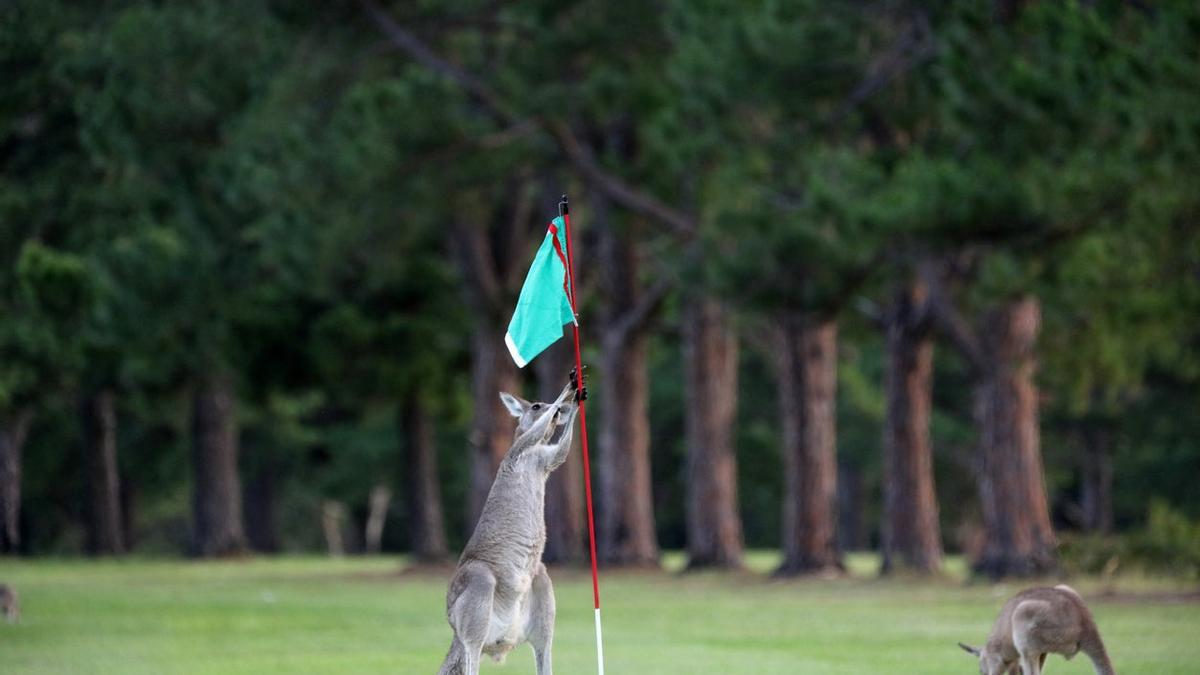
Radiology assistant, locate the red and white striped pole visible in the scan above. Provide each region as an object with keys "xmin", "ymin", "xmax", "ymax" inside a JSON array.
[{"xmin": 560, "ymin": 194, "xmax": 605, "ymax": 675}]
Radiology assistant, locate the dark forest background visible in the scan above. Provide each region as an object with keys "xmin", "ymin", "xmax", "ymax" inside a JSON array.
[{"xmin": 2, "ymin": 0, "xmax": 1198, "ymax": 579}]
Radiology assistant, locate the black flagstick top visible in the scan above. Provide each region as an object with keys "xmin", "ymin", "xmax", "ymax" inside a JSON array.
[{"xmin": 559, "ymin": 194, "xmax": 569, "ymax": 216}]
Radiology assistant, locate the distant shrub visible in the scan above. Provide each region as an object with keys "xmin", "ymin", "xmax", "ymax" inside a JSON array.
[
  {"xmin": 1059, "ymin": 502, "xmax": 1200, "ymax": 580},
  {"xmin": 1058, "ymin": 533, "xmax": 1123, "ymax": 577},
  {"xmin": 1130, "ymin": 502, "xmax": 1200, "ymax": 579}
]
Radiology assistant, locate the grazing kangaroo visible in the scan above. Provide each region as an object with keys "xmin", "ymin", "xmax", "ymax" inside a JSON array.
[
  {"xmin": 0, "ymin": 584, "xmax": 19, "ymax": 624},
  {"xmin": 437, "ymin": 381, "xmax": 579, "ymax": 675},
  {"xmin": 959, "ymin": 584, "xmax": 1115, "ymax": 675}
]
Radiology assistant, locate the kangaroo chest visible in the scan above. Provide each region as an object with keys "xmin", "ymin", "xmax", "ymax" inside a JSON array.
[{"xmin": 469, "ymin": 472, "xmax": 548, "ymax": 564}]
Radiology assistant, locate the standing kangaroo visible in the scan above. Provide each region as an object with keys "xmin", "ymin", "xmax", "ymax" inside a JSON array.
[
  {"xmin": 437, "ymin": 381, "xmax": 579, "ymax": 675},
  {"xmin": 959, "ymin": 585, "xmax": 1115, "ymax": 675}
]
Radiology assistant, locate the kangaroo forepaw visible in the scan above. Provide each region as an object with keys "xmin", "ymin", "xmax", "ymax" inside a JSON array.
[{"xmin": 569, "ymin": 366, "xmax": 588, "ymax": 401}]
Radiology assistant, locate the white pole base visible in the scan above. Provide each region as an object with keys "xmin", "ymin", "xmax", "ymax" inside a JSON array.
[{"xmin": 594, "ymin": 607, "xmax": 605, "ymax": 675}]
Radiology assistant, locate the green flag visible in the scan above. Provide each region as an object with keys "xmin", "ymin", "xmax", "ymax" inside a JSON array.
[{"xmin": 505, "ymin": 217, "xmax": 576, "ymax": 368}]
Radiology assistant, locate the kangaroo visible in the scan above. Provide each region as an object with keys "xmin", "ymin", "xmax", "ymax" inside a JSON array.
[
  {"xmin": 0, "ymin": 584, "xmax": 19, "ymax": 624},
  {"xmin": 959, "ymin": 584, "xmax": 1115, "ymax": 675},
  {"xmin": 437, "ymin": 381, "xmax": 579, "ymax": 675}
]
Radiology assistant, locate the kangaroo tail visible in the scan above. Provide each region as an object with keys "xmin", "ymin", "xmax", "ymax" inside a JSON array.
[
  {"xmin": 436, "ymin": 638, "xmax": 466, "ymax": 675},
  {"xmin": 1081, "ymin": 634, "xmax": 1117, "ymax": 675}
]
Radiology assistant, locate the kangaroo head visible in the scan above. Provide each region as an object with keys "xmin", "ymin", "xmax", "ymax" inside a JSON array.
[{"xmin": 499, "ymin": 391, "xmax": 573, "ymax": 440}]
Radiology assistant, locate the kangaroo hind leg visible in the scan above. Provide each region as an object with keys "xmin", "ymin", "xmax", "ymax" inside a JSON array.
[
  {"xmin": 445, "ymin": 563, "xmax": 496, "ymax": 675},
  {"xmin": 527, "ymin": 563, "xmax": 556, "ymax": 675}
]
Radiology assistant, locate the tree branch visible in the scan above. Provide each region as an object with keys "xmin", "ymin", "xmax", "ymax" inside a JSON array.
[
  {"xmin": 855, "ymin": 297, "xmax": 887, "ymax": 331},
  {"xmin": 922, "ymin": 267, "xmax": 987, "ymax": 375},
  {"xmin": 612, "ymin": 276, "xmax": 673, "ymax": 343},
  {"xmin": 451, "ymin": 220, "xmax": 503, "ymax": 316},
  {"xmin": 818, "ymin": 249, "xmax": 887, "ymax": 317},
  {"xmin": 742, "ymin": 315, "xmax": 785, "ymax": 371},
  {"xmin": 502, "ymin": 180, "xmax": 539, "ymax": 290},
  {"xmin": 544, "ymin": 121, "xmax": 697, "ymax": 236},
  {"xmin": 358, "ymin": 0, "xmax": 519, "ymax": 124},
  {"xmin": 359, "ymin": 0, "xmax": 697, "ymax": 236},
  {"xmin": 826, "ymin": 10, "xmax": 937, "ymax": 125},
  {"xmin": 390, "ymin": 122, "xmax": 538, "ymax": 179},
  {"xmin": 905, "ymin": 259, "xmax": 938, "ymax": 335}
]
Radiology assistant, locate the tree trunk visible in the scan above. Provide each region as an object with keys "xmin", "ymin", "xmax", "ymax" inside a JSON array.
[
  {"xmin": 364, "ymin": 485, "xmax": 392, "ymax": 555},
  {"xmin": 243, "ymin": 454, "xmax": 279, "ymax": 553},
  {"xmin": 1079, "ymin": 426, "xmax": 1113, "ymax": 533},
  {"xmin": 190, "ymin": 374, "xmax": 247, "ymax": 557},
  {"xmin": 535, "ymin": 341, "xmax": 585, "ymax": 565},
  {"xmin": 683, "ymin": 297, "xmax": 743, "ymax": 569},
  {"xmin": 121, "ymin": 478, "xmax": 138, "ymax": 551},
  {"xmin": 0, "ymin": 409, "xmax": 32, "ymax": 554},
  {"xmin": 837, "ymin": 461, "xmax": 866, "ymax": 552},
  {"xmin": 881, "ymin": 280, "xmax": 943, "ymax": 574},
  {"xmin": 595, "ymin": 217, "xmax": 659, "ymax": 567},
  {"xmin": 402, "ymin": 397, "xmax": 449, "ymax": 562},
  {"xmin": 322, "ymin": 500, "xmax": 347, "ymax": 557},
  {"xmin": 775, "ymin": 314, "xmax": 841, "ymax": 576},
  {"xmin": 597, "ymin": 329, "xmax": 659, "ymax": 566},
  {"xmin": 972, "ymin": 296, "xmax": 1056, "ymax": 577},
  {"xmin": 81, "ymin": 389, "xmax": 124, "ymax": 556},
  {"xmin": 466, "ymin": 326, "xmax": 520, "ymax": 532}
]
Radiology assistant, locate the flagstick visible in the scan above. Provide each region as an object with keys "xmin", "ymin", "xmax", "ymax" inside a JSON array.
[{"xmin": 560, "ymin": 195, "xmax": 605, "ymax": 675}]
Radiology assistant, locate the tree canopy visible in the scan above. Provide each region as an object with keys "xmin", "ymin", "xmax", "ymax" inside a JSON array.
[{"xmin": 2, "ymin": 0, "xmax": 1198, "ymax": 558}]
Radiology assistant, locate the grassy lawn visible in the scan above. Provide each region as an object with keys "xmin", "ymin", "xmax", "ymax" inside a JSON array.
[{"xmin": 1, "ymin": 552, "xmax": 1197, "ymax": 674}]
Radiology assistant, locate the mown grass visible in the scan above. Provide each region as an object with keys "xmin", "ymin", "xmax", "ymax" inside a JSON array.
[{"xmin": 0, "ymin": 552, "xmax": 1196, "ymax": 674}]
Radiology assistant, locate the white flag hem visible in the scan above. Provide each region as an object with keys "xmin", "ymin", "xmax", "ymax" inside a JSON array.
[{"xmin": 504, "ymin": 331, "xmax": 529, "ymax": 369}]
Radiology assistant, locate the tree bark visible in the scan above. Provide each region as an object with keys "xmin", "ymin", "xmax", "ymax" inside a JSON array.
[
  {"xmin": 0, "ymin": 409, "xmax": 32, "ymax": 554},
  {"xmin": 594, "ymin": 215, "xmax": 660, "ymax": 567},
  {"xmin": 1079, "ymin": 426, "xmax": 1113, "ymax": 533},
  {"xmin": 322, "ymin": 500, "xmax": 347, "ymax": 557},
  {"xmin": 535, "ymin": 341, "xmax": 585, "ymax": 565},
  {"xmin": 365, "ymin": 485, "xmax": 392, "ymax": 555},
  {"xmin": 81, "ymin": 389, "xmax": 124, "ymax": 556},
  {"xmin": 972, "ymin": 296, "xmax": 1056, "ymax": 577},
  {"xmin": 837, "ymin": 461, "xmax": 866, "ymax": 552},
  {"xmin": 121, "ymin": 478, "xmax": 138, "ymax": 551},
  {"xmin": 683, "ymin": 297, "xmax": 743, "ymax": 569},
  {"xmin": 466, "ymin": 326, "xmax": 520, "ymax": 532},
  {"xmin": 881, "ymin": 280, "xmax": 943, "ymax": 574},
  {"xmin": 190, "ymin": 374, "xmax": 247, "ymax": 557},
  {"xmin": 402, "ymin": 397, "xmax": 449, "ymax": 562},
  {"xmin": 597, "ymin": 327, "xmax": 659, "ymax": 566},
  {"xmin": 774, "ymin": 314, "xmax": 841, "ymax": 575},
  {"xmin": 243, "ymin": 454, "xmax": 279, "ymax": 553}
]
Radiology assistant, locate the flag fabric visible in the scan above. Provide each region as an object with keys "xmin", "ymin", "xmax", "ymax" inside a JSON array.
[{"xmin": 505, "ymin": 217, "xmax": 576, "ymax": 368}]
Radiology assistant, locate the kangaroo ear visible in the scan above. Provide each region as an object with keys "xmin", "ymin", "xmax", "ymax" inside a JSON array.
[
  {"xmin": 958, "ymin": 642, "xmax": 981, "ymax": 657},
  {"xmin": 499, "ymin": 392, "xmax": 530, "ymax": 418}
]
